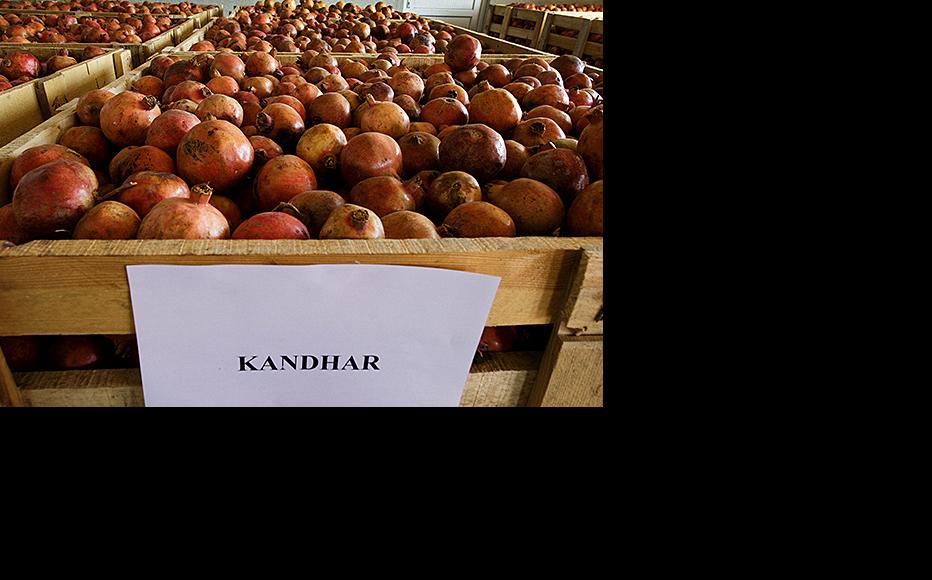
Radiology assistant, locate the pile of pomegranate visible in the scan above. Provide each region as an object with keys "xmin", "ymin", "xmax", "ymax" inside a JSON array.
[
  {"xmin": 0, "ymin": 1, "xmax": 211, "ymax": 15},
  {"xmin": 0, "ymin": 47, "xmax": 102, "ymax": 92},
  {"xmin": 506, "ymin": 3, "xmax": 602, "ymax": 12},
  {"xmin": 202, "ymin": 4, "xmax": 517, "ymax": 55},
  {"xmin": 1, "ymin": 35, "xmax": 603, "ymax": 250},
  {"xmin": 0, "ymin": 11, "xmax": 177, "ymax": 43}
]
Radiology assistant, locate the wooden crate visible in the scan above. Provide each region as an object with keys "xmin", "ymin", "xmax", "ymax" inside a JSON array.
[
  {"xmin": 0, "ymin": 47, "xmax": 130, "ymax": 147},
  {"xmin": 537, "ymin": 13, "xmax": 602, "ymax": 63},
  {"xmin": 428, "ymin": 18, "xmax": 554, "ymax": 56},
  {"xmin": 168, "ymin": 15, "xmax": 217, "ymax": 51},
  {"xmin": 0, "ymin": 51, "xmax": 603, "ymax": 407},
  {"xmin": 496, "ymin": 7, "xmax": 549, "ymax": 48},
  {"xmin": 0, "ymin": 15, "xmax": 197, "ymax": 66},
  {"xmin": 0, "ymin": 239, "xmax": 601, "ymax": 407}
]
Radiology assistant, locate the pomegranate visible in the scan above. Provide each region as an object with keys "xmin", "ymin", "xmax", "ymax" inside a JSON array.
[
  {"xmin": 12, "ymin": 160, "xmax": 97, "ymax": 237},
  {"xmin": 147, "ymin": 55, "xmax": 178, "ymax": 79},
  {"xmin": 348, "ymin": 175, "xmax": 416, "ymax": 217},
  {"xmin": 319, "ymin": 203, "xmax": 384, "ymax": 239},
  {"xmin": 424, "ymin": 71, "xmax": 454, "ymax": 96},
  {"xmin": 405, "ymin": 170, "xmax": 439, "ymax": 210},
  {"xmin": 109, "ymin": 171, "xmax": 191, "ymax": 217},
  {"xmin": 0, "ymin": 203, "xmax": 30, "ymax": 245},
  {"xmin": 577, "ymin": 112, "xmax": 603, "ymax": 180},
  {"xmin": 132, "ymin": 75, "xmax": 164, "ymax": 98},
  {"xmin": 256, "ymin": 102, "xmax": 304, "ymax": 143},
  {"xmin": 501, "ymin": 140, "xmax": 530, "ymax": 180},
  {"xmin": 359, "ymin": 94, "xmax": 409, "ymax": 138},
  {"xmin": 306, "ymin": 92, "xmax": 351, "ymax": 127},
  {"xmin": 57, "ymin": 126, "xmax": 111, "ymax": 171},
  {"xmin": 536, "ymin": 69, "xmax": 563, "ymax": 87},
  {"xmin": 566, "ymin": 180, "xmax": 602, "ymax": 236},
  {"xmin": 206, "ymin": 75, "xmax": 240, "ymax": 96},
  {"xmin": 243, "ymin": 76, "xmax": 275, "ymax": 98},
  {"xmin": 169, "ymin": 99, "xmax": 200, "ymax": 113},
  {"xmin": 444, "ymin": 34, "xmax": 481, "ymax": 72},
  {"xmin": 163, "ymin": 59, "xmax": 205, "ymax": 87},
  {"xmin": 428, "ymin": 83, "xmax": 469, "ymax": 106},
  {"xmin": 196, "ymin": 94, "xmax": 244, "ymax": 126},
  {"xmin": 340, "ymin": 132, "xmax": 403, "ymax": 188},
  {"xmin": 249, "ymin": 135, "xmax": 284, "ymax": 165},
  {"xmin": 469, "ymin": 88, "xmax": 522, "ymax": 134},
  {"xmin": 136, "ymin": 184, "xmax": 230, "ymax": 240},
  {"xmin": 388, "ymin": 70, "xmax": 424, "ymax": 101},
  {"xmin": 381, "ymin": 210, "xmax": 440, "ymax": 240},
  {"xmin": 525, "ymin": 105, "xmax": 573, "ymax": 135},
  {"xmin": 75, "ymin": 89, "xmax": 115, "ymax": 127},
  {"xmin": 165, "ymin": 80, "xmax": 212, "ymax": 105},
  {"xmin": 425, "ymin": 171, "xmax": 481, "ymax": 223},
  {"xmin": 0, "ymin": 51, "xmax": 39, "ymax": 78},
  {"xmin": 438, "ymin": 201, "xmax": 516, "ymax": 238},
  {"xmin": 209, "ymin": 53, "xmax": 246, "ymax": 81},
  {"xmin": 99, "ymin": 91, "xmax": 161, "ymax": 148},
  {"xmin": 487, "ymin": 178, "xmax": 564, "ymax": 236},
  {"xmin": 286, "ymin": 190, "xmax": 345, "ymax": 238},
  {"xmin": 564, "ymin": 73, "xmax": 593, "ymax": 91},
  {"xmin": 503, "ymin": 81, "xmax": 535, "ymax": 102},
  {"xmin": 356, "ymin": 81, "xmax": 394, "ymax": 102},
  {"xmin": 9, "ymin": 144, "xmax": 89, "ymax": 190},
  {"xmin": 209, "ymin": 195, "xmax": 243, "ymax": 232},
  {"xmin": 296, "ymin": 123, "xmax": 346, "ymax": 177},
  {"xmin": 177, "ymin": 120, "xmax": 254, "ymax": 192},
  {"xmin": 393, "ymin": 94, "xmax": 421, "ymax": 121},
  {"xmin": 232, "ymin": 208, "xmax": 310, "ymax": 240},
  {"xmin": 477, "ymin": 326, "xmax": 519, "ymax": 353},
  {"xmin": 107, "ymin": 145, "xmax": 174, "ymax": 185},
  {"xmin": 408, "ymin": 122, "xmax": 437, "ymax": 135},
  {"xmin": 476, "ymin": 64, "xmax": 512, "ymax": 88},
  {"xmin": 438, "ymin": 124, "xmax": 506, "ymax": 183},
  {"xmin": 144, "ymin": 109, "xmax": 200, "ymax": 154},
  {"xmin": 0, "ymin": 336, "xmax": 41, "ymax": 371},
  {"xmin": 419, "ymin": 97, "xmax": 468, "ymax": 130},
  {"xmin": 263, "ymin": 95, "xmax": 306, "ymax": 121},
  {"xmin": 46, "ymin": 336, "xmax": 111, "ymax": 370},
  {"xmin": 520, "ymin": 141, "xmax": 590, "ymax": 202},
  {"xmin": 398, "ymin": 131, "xmax": 440, "ymax": 177},
  {"xmin": 72, "ymin": 200, "xmax": 141, "ymax": 239},
  {"xmin": 254, "ymin": 154, "xmax": 317, "ymax": 212},
  {"xmin": 245, "ymin": 51, "xmax": 279, "ymax": 77},
  {"xmin": 512, "ymin": 117, "xmax": 566, "ymax": 148},
  {"xmin": 317, "ymin": 73, "xmax": 349, "ymax": 93},
  {"xmin": 549, "ymin": 55, "xmax": 585, "ymax": 82},
  {"xmin": 523, "ymin": 85, "xmax": 570, "ymax": 111}
]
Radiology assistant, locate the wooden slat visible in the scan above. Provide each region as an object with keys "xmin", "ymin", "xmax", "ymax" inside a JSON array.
[
  {"xmin": 527, "ymin": 334, "xmax": 602, "ymax": 407},
  {"xmin": 563, "ymin": 245, "xmax": 603, "ymax": 335},
  {"xmin": 0, "ymin": 346, "xmax": 27, "ymax": 407},
  {"xmin": 36, "ymin": 49, "xmax": 127, "ymax": 117},
  {"xmin": 0, "ymin": 238, "xmax": 596, "ymax": 335},
  {"xmin": 13, "ymin": 351, "xmax": 542, "ymax": 407}
]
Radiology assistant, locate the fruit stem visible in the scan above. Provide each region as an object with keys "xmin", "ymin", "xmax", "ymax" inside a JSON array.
[{"xmin": 191, "ymin": 183, "xmax": 213, "ymax": 206}]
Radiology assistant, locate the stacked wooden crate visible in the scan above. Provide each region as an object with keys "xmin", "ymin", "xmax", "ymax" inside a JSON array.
[{"xmin": 0, "ymin": 46, "xmax": 131, "ymax": 146}]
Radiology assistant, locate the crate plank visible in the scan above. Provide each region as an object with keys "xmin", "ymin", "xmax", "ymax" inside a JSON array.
[
  {"xmin": 563, "ymin": 245, "xmax": 603, "ymax": 335},
  {"xmin": 0, "ymin": 238, "xmax": 594, "ymax": 335},
  {"xmin": 0, "ymin": 347, "xmax": 27, "ymax": 407},
  {"xmin": 527, "ymin": 334, "xmax": 603, "ymax": 407},
  {"xmin": 10, "ymin": 351, "xmax": 542, "ymax": 407}
]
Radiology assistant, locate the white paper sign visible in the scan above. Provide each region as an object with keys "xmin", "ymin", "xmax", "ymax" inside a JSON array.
[{"xmin": 126, "ymin": 264, "xmax": 500, "ymax": 407}]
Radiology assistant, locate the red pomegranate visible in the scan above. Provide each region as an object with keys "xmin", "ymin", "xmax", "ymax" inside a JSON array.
[
  {"xmin": 176, "ymin": 120, "xmax": 254, "ymax": 192},
  {"xmin": 99, "ymin": 91, "xmax": 162, "ymax": 147},
  {"xmin": 136, "ymin": 184, "xmax": 231, "ymax": 240}
]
